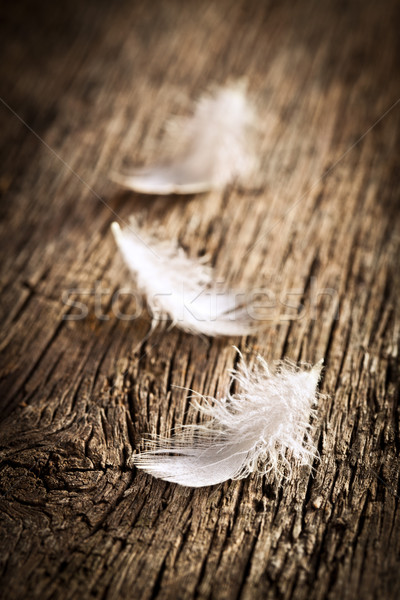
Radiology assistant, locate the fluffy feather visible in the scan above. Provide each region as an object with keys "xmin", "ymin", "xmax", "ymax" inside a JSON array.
[
  {"xmin": 111, "ymin": 82, "xmax": 258, "ymax": 194},
  {"xmin": 134, "ymin": 351, "xmax": 323, "ymax": 487},
  {"xmin": 111, "ymin": 219, "xmax": 258, "ymax": 336}
]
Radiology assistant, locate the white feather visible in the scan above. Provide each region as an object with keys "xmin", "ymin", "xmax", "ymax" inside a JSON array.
[
  {"xmin": 134, "ymin": 351, "xmax": 323, "ymax": 487},
  {"xmin": 111, "ymin": 219, "xmax": 258, "ymax": 336},
  {"xmin": 111, "ymin": 82, "xmax": 258, "ymax": 194}
]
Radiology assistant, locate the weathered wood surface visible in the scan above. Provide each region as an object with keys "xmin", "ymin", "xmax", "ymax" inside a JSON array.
[{"xmin": 0, "ymin": 1, "xmax": 399, "ymax": 598}]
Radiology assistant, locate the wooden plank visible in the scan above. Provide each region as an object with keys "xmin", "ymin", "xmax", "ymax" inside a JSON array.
[{"xmin": 0, "ymin": 0, "xmax": 399, "ymax": 598}]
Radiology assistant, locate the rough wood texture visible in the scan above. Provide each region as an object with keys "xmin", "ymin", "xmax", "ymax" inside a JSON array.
[{"xmin": 1, "ymin": 1, "xmax": 399, "ymax": 599}]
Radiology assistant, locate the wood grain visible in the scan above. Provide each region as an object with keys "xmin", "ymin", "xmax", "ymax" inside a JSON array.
[{"xmin": 0, "ymin": 1, "xmax": 399, "ymax": 599}]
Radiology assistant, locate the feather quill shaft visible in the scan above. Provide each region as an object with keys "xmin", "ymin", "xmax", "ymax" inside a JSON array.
[
  {"xmin": 134, "ymin": 352, "xmax": 323, "ymax": 487},
  {"xmin": 111, "ymin": 219, "xmax": 257, "ymax": 337}
]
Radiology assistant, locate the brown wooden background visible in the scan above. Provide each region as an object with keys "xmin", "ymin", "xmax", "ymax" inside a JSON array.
[{"xmin": 1, "ymin": 1, "xmax": 399, "ymax": 599}]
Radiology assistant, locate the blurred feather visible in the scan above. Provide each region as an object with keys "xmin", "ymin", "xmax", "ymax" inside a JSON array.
[
  {"xmin": 111, "ymin": 219, "xmax": 258, "ymax": 336},
  {"xmin": 134, "ymin": 351, "xmax": 323, "ymax": 487},
  {"xmin": 111, "ymin": 81, "xmax": 258, "ymax": 194}
]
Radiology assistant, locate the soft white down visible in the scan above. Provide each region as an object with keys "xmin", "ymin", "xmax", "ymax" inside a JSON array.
[
  {"xmin": 111, "ymin": 219, "xmax": 258, "ymax": 337},
  {"xmin": 111, "ymin": 82, "xmax": 257, "ymax": 194},
  {"xmin": 134, "ymin": 351, "xmax": 323, "ymax": 487}
]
